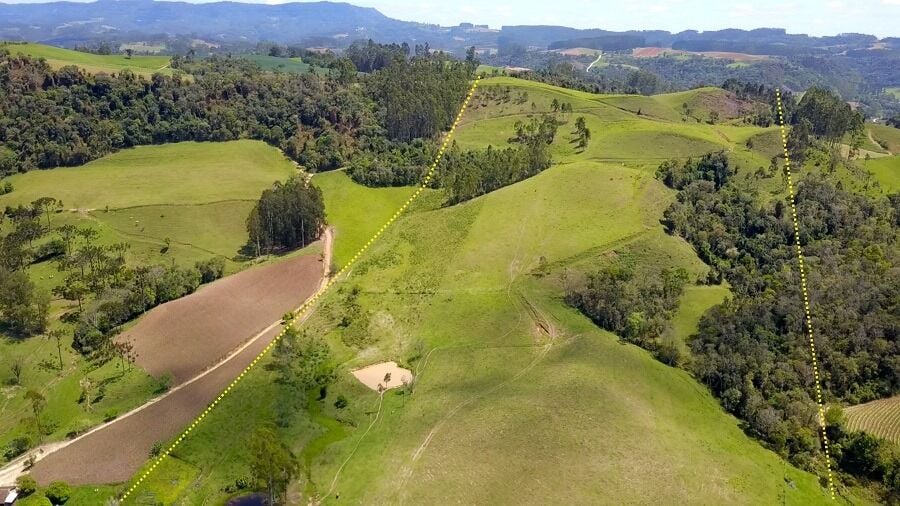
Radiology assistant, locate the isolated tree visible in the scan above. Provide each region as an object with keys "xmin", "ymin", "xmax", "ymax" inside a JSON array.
[
  {"xmin": 24, "ymin": 389, "xmax": 46, "ymax": 441},
  {"xmin": 125, "ymin": 48, "xmax": 133, "ymax": 59},
  {"xmin": 31, "ymin": 197, "xmax": 59, "ymax": 232},
  {"xmin": 46, "ymin": 328, "xmax": 66, "ymax": 370},
  {"xmin": 79, "ymin": 376, "xmax": 96, "ymax": 412},
  {"xmin": 575, "ymin": 116, "xmax": 586, "ymax": 134},
  {"xmin": 11, "ymin": 357, "xmax": 23, "ymax": 385},
  {"xmin": 465, "ymin": 46, "xmax": 479, "ymax": 71},
  {"xmin": 15, "ymin": 474, "xmax": 37, "ymax": 496}
]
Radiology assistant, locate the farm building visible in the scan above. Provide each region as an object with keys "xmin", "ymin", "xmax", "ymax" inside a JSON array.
[{"xmin": 1, "ymin": 487, "xmax": 18, "ymax": 505}]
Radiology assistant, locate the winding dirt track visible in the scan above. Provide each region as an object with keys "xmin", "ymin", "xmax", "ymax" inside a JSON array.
[{"xmin": 9, "ymin": 230, "xmax": 332, "ymax": 486}]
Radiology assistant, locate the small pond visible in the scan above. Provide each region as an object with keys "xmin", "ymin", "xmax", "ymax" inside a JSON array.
[{"xmin": 226, "ymin": 493, "xmax": 266, "ymax": 506}]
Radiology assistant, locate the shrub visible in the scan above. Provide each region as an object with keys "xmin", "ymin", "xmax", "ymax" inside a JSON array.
[
  {"xmin": 16, "ymin": 474, "xmax": 37, "ymax": 495},
  {"xmin": 45, "ymin": 481, "xmax": 71, "ymax": 504},
  {"xmin": 3, "ymin": 436, "xmax": 31, "ymax": 461},
  {"xmin": 334, "ymin": 394, "xmax": 349, "ymax": 409},
  {"xmin": 149, "ymin": 441, "xmax": 164, "ymax": 458},
  {"xmin": 195, "ymin": 257, "xmax": 226, "ymax": 283}
]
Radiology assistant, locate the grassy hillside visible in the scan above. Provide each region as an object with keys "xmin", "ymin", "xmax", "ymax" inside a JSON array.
[
  {"xmin": 1, "ymin": 140, "xmax": 300, "ymax": 279},
  {"xmin": 863, "ymin": 155, "xmax": 900, "ymax": 192},
  {"xmin": 313, "ymin": 171, "xmax": 420, "ymax": 269},
  {"xmin": 868, "ymin": 123, "xmax": 900, "ymax": 154},
  {"xmin": 129, "ymin": 77, "xmax": 847, "ymax": 505},
  {"xmin": 0, "ymin": 42, "xmax": 173, "ymax": 78}
]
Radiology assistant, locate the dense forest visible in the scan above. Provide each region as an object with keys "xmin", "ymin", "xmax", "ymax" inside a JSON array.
[
  {"xmin": 657, "ymin": 149, "xmax": 899, "ymax": 497},
  {"xmin": 0, "ymin": 43, "xmax": 474, "ymax": 176},
  {"xmin": 566, "ymin": 265, "xmax": 689, "ymax": 365}
]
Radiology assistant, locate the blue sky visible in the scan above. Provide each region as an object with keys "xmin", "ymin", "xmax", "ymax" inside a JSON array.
[{"xmin": 3, "ymin": 0, "xmax": 898, "ymax": 38}]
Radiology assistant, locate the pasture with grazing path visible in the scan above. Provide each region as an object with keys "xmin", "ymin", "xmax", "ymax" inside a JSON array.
[
  {"xmin": 0, "ymin": 42, "xmax": 175, "ymax": 77},
  {"xmin": 146, "ymin": 78, "xmax": 848, "ymax": 504}
]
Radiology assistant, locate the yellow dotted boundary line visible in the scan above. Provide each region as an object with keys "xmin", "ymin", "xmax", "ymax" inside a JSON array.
[
  {"xmin": 775, "ymin": 88, "xmax": 835, "ymax": 500},
  {"xmin": 120, "ymin": 76, "xmax": 481, "ymax": 502}
]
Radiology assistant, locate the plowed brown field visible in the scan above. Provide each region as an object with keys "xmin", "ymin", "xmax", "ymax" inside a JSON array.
[
  {"xmin": 24, "ymin": 231, "xmax": 331, "ymax": 486},
  {"xmin": 119, "ymin": 253, "xmax": 324, "ymax": 383}
]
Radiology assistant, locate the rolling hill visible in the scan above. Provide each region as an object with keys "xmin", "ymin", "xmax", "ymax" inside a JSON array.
[
  {"xmin": 0, "ymin": 42, "xmax": 173, "ymax": 77},
  {"xmin": 120, "ymin": 77, "xmax": 848, "ymax": 504}
]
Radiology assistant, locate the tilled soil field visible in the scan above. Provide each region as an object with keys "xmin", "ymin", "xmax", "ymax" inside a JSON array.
[{"xmin": 119, "ymin": 253, "xmax": 324, "ymax": 384}]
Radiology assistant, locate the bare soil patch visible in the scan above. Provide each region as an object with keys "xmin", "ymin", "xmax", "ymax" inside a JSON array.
[
  {"xmin": 352, "ymin": 362, "xmax": 413, "ymax": 392},
  {"xmin": 553, "ymin": 47, "xmax": 600, "ymax": 57},
  {"xmin": 631, "ymin": 47, "xmax": 768, "ymax": 62},
  {"xmin": 698, "ymin": 51, "xmax": 768, "ymax": 61},
  {"xmin": 632, "ymin": 47, "xmax": 678, "ymax": 57},
  {"xmin": 119, "ymin": 253, "xmax": 324, "ymax": 384}
]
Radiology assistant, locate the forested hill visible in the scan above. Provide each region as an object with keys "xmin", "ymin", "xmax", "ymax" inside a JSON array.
[
  {"xmin": 0, "ymin": 0, "xmax": 425, "ymax": 45},
  {"xmin": 0, "ymin": 49, "xmax": 472, "ymax": 175}
]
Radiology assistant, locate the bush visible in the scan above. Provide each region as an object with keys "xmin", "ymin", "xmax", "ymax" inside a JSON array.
[
  {"xmin": 149, "ymin": 441, "xmax": 164, "ymax": 458},
  {"xmin": 3, "ymin": 436, "xmax": 31, "ymax": 461},
  {"xmin": 334, "ymin": 394, "xmax": 349, "ymax": 409},
  {"xmin": 103, "ymin": 409, "xmax": 118, "ymax": 422},
  {"xmin": 15, "ymin": 474, "xmax": 37, "ymax": 495},
  {"xmin": 195, "ymin": 257, "xmax": 226, "ymax": 283},
  {"xmin": 44, "ymin": 481, "xmax": 71, "ymax": 504},
  {"xmin": 154, "ymin": 372, "xmax": 173, "ymax": 394}
]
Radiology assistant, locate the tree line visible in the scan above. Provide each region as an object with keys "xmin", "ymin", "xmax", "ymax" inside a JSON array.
[{"xmin": 0, "ymin": 195, "xmax": 227, "ymax": 362}]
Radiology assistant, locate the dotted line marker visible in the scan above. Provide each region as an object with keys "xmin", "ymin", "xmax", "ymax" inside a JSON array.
[
  {"xmin": 775, "ymin": 88, "xmax": 835, "ymax": 500},
  {"xmin": 119, "ymin": 76, "xmax": 481, "ymax": 502}
]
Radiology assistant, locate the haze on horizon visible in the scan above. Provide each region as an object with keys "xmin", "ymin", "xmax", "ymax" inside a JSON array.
[{"xmin": 1, "ymin": 0, "xmax": 897, "ymax": 38}]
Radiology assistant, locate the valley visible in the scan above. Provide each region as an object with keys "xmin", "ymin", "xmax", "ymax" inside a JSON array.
[{"xmin": 0, "ymin": 10, "xmax": 898, "ymax": 504}]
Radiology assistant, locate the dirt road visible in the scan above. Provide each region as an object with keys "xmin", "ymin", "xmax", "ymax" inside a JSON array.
[{"xmin": 2, "ymin": 229, "xmax": 332, "ymax": 486}]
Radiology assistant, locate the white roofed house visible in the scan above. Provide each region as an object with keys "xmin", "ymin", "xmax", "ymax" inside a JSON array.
[{"xmin": 1, "ymin": 487, "xmax": 18, "ymax": 505}]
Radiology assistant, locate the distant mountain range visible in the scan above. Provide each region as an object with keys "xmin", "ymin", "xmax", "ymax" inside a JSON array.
[{"xmin": 0, "ymin": 0, "xmax": 894, "ymax": 54}]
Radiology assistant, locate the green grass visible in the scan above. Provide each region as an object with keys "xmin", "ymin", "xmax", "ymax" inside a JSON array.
[
  {"xmin": 863, "ymin": 155, "xmax": 900, "ymax": 192},
  {"xmin": 668, "ymin": 284, "xmax": 731, "ymax": 354},
  {"xmin": 97, "ymin": 201, "xmax": 256, "ymax": 259},
  {"xmin": 0, "ymin": 324, "xmax": 160, "ymax": 454},
  {"xmin": 885, "ymin": 87, "xmax": 900, "ymax": 100},
  {"xmin": 1, "ymin": 140, "xmax": 296, "ymax": 210},
  {"xmin": 0, "ymin": 140, "xmax": 301, "ymax": 290},
  {"xmin": 313, "ymin": 171, "xmax": 419, "ymax": 269},
  {"xmin": 0, "ymin": 42, "xmax": 173, "ymax": 77},
  {"xmin": 868, "ymin": 123, "xmax": 900, "ymax": 154},
  {"xmin": 118, "ymin": 77, "xmax": 851, "ymax": 504}
]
